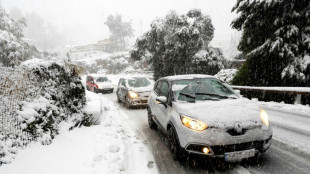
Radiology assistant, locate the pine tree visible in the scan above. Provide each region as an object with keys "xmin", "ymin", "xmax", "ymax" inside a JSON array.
[
  {"xmin": 0, "ymin": 6, "xmax": 31, "ymax": 67},
  {"xmin": 105, "ymin": 14, "xmax": 134, "ymax": 51},
  {"xmin": 231, "ymin": 0, "xmax": 310, "ymax": 87}
]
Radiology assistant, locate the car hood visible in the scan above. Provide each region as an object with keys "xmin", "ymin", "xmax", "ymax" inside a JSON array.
[
  {"xmin": 129, "ymin": 86, "xmax": 152, "ymax": 93},
  {"xmin": 174, "ymin": 98, "xmax": 261, "ymax": 129},
  {"xmin": 96, "ymin": 82, "xmax": 112, "ymax": 87}
]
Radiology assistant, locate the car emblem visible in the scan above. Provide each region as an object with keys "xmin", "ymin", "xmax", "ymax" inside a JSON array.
[{"xmin": 234, "ymin": 122, "xmax": 243, "ymax": 133}]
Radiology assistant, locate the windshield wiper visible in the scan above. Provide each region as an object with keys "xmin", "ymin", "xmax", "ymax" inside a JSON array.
[
  {"xmin": 195, "ymin": 92, "xmax": 231, "ymax": 99},
  {"xmin": 179, "ymin": 92, "xmax": 195, "ymax": 99}
]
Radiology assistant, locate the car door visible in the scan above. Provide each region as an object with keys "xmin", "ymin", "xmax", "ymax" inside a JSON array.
[
  {"xmin": 89, "ymin": 76, "xmax": 95, "ymax": 91},
  {"xmin": 156, "ymin": 80, "xmax": 171, "ymax": 128},
  {"xmin": 118, "ymin": 79, "xmax": 127, "ymax": 101},
  {"xmin": 117, "ymin": 78, "xmax": 124, "ymax": 99},
  {"xmin": 150, "ymin": 80, "xmax": 162, "ymax": 120}
]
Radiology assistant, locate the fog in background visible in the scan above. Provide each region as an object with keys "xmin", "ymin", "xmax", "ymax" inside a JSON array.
[{"xmin": 1, "ymin": 0, "xmax": 238, "ymax": 52}]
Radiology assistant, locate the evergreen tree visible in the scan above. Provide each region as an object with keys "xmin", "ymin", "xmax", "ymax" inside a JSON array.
[
  {"xmin": 105, "ymin": 14, "xmax": 134, "ymax": 51},
  {"xmin": 0, "ymin": 6, "xmax": 31, "ymax": 67},
  {"xmin": 130, "ymin": 9, "xmax": 224, "ymax": 80},
  {"xmin": 231, "ymin": 0, "xmax": 310, "ymax": 87}
]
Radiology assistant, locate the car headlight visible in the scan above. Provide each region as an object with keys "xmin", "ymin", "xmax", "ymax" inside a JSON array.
[
  {"xmin": 260, "ymin": 109, "xmax": 269, "ymax": 127},
  {"xmin": 180, "ymin": 115, "xmax": 208, "ymax": 131},
  {"xmin": 128, "ymin": 91, "xmax": 138, "ymax": 99}
]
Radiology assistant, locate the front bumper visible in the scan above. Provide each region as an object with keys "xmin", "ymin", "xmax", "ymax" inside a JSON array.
[
  {"xmin": 128, "ymin": 92, "xmax": 150, "ymax": 106},
  {"xmin": 175, "ymin": 122, "xmax": 273, "ymax": 157},
  {"xmin": 185, "ymin": 135, "xmax": 272, "ymax": 157},
  {"xmin": 97, "ymin": 88, "xmax": 114, "ymax": 93},
  {"xmin": 128, "ymin": 97, "xmax": 148, "ymax": 106}
]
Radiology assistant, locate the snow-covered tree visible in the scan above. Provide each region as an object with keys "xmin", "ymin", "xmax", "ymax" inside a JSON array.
[
  {"xmin": 0, "ymin": 7, "xmax": 32, "ymax": 67},
  {"xmin": 131, "ymin": 9, "xmax": 223, "ymax": 80},
  {"xmin": 105, "ymin": 14, "xmax": 134, "ymax": 51},
  {"xmin": 231, "ymin": 0, "xmax": 310, "ymax": 87}
]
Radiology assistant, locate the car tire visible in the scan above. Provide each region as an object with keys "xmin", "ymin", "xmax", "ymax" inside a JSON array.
[
  {"xmin": 117, "ymin": 94, "xmax": 121, "ymax": 103},
  {"xmin": 125, "ymin": 96, "xmax": 131, "ymax": 109},
  {"xmin": 147, "ymin": 107, "xmax": 157, "ymax": 130},
  {"xmin": 168, "ymin": 126, "xmax": 184, "ymax": 161}
]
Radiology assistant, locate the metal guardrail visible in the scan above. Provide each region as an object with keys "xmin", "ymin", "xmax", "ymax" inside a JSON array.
[{"xmin": 231, "ymin": 85, "xmax": 310, "ymax": 104}]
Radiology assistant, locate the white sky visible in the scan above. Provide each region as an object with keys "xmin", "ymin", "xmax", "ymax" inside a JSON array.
[{"xmin": 2, "ymin": 0, "xmax": 237, "ymax": 46}]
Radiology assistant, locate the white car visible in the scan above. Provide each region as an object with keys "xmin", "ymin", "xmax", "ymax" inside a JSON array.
[
  {"xmin": 86, "ymin": 75, "xmax": 114, "ymax": 93},
  {"xmin": 116, "ymin": 77, "xmax": 153, "ymax": 108},
  {"xmin": 147, "ymin": 74, "xmax": 272, "ymax": 162}
]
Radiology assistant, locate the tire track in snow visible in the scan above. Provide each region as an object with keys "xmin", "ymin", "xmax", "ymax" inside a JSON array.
[{"xmin": 103, "ymin": 92, "xmax": 310, "ymax": 174}]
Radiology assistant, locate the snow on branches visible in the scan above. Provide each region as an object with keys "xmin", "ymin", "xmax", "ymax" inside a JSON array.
[
  {"xmin": 130, "ymin": 9, "xmax": 224, "ymax": 80},
  {"xmin": 232, "ymin": 0, "xmax": 310, "ymax": 86},
  {"xmin": 0, "ymin": 7, "xmax": 30, "ymax": 67}
]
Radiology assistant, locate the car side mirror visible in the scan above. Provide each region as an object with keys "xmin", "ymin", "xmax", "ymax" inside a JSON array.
[
  {"xmin": 156, "ymin": 96, "xmax": 167, "ymax": 105},
  {"xmin": 234, "ymin": 90, "xmax": 241, "ymax": 96}
]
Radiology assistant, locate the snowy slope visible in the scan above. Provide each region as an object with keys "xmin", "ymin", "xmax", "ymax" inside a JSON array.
[{"xmin": 0, "ymin": 91, "xmax": 158, "ymax": 174}]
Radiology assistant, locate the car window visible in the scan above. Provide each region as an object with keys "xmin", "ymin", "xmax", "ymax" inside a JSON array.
[
  {"xmin": 154, "ymin": 81, "xmax": 161, "ymax": 95},
  {"xmin": 159, "ymin": 81, "xmax": 169, "ymax": 97},
  {"xmin": 172, "ymin": 78, "xmax": 237, "ymax": 102},
  {"xmin": 121, "ymin": 79, "xmax": 126, "ymax": 87},
  {"xmin": 96, "ymin": 77, "xmax": 108, "ymax": 82},
  {"xmin": 89, "ymin": 76, "xmax": 94, "ymax": 82},
  {"xmin": 127, "ymin": 77, "xmax": 151, "ymax": 88}
]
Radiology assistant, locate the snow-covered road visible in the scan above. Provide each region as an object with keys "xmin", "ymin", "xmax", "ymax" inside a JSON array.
[
  {"xmin": 103, "ymin": 92, "xmax": 310, "ymax": 174},
  {"xmin": 1, "ymin": 91, "xmax": 309, "ymax": 174}
]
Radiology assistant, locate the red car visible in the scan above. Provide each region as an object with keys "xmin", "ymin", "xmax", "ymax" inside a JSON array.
[{"xmin": 86, "ymin": 75, "xmax": 114, "ymax": 93}]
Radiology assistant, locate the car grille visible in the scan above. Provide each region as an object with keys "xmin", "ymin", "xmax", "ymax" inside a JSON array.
[
  {"xmin": 210, "ymin": 141, "xmax": 264, "ymax": 155},
  {"xmin": 140, "ymin": 100, "xmax": 148, "ymax": 104},
  {"xmin": 226, "ymin": 128, "xmax": 247, "ymax": 136}
]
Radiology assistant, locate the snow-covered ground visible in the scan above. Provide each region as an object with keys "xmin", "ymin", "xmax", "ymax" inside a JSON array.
[
  {"xmin": 1, "ymin": 59, "xmax": 310, "ymax": 173},
  {"xmin": 0, "ymin": 90, "xmax": 158, "ymax": 174}
]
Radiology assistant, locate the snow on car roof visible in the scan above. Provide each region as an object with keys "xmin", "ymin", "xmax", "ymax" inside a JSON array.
[
  {"xmin": 160, "ymin": 74, "xmax": 216, "ymax": 81},
  {"xmin": 124, "ymin": 76, "xmax": 149, "ymax": 80},
  {"xmin": 88, "ymin": 74, "xmax": 109, "ymax": 78}
]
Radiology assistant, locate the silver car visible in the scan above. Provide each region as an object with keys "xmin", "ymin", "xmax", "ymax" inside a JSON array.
[
  {"xmin": 147, "ymin": 74, "xmax": 272, "ymax": 162},
  {"xmin": 116, "ymin": 77, "xmax": 152, "ymax": 108}
]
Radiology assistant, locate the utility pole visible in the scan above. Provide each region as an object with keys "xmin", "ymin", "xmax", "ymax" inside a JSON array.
[{"xmin": 140, "ymin": 19, "xmax": 143, "ymax": 35}]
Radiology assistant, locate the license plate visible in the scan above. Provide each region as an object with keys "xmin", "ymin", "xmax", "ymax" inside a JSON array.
[{"xmin": 224, "ymin": 149, "xmax": 255, "ymax": 162}]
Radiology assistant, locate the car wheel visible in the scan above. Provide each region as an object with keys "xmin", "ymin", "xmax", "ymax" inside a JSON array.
[
  {"xmin": 117, "ymin": 94, "xmax": 121, "ymax": 103},
  {"xmin": 125, "ymin": 96, "xmax": 131, "ymax": 109},
  {"xmin": 168, "ymin": 126, "xmax": 184, "ymax": 161},
  {"xmin": 147, "ymin": 107, "xmax": 157, "ymax": 130}
]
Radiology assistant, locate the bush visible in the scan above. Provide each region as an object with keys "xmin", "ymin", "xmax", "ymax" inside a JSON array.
[{"xmin": 18, "ymin": 59, "xmax": 90, "ymax": 143}]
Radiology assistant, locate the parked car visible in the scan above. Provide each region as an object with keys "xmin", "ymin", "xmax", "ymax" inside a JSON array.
[
  {"xmin": 147, "ymin": 74, "xmax": 272, "ymax": 162},
  {"xmin": 116, "ymin": 77, "xmax": 153, "ymax": 108},
  {"xmin": 86, "ymin": 75, "xmax": 114, "ymax": 93}
]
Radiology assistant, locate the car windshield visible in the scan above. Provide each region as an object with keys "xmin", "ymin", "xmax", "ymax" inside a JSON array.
[
  {"xmin": 96, "ymin": 77, "xmax": 109, "ymax": 82},
  {"xmin": 127, "ymin": 77, "xmax": 151, "ymax": 88},
  {"xmin": 172, "ymin": 78, "xmax": 237, "ymax": 102}
]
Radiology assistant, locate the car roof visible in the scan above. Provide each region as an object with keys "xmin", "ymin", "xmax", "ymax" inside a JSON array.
[
  {"xmin": 159, "ymin": 74, "xmax": 216, "ymax": 81},
  {"xmin": 122, "ymin": 76, "xmax": 149, "ymax": 80},
  {"xmin": 88, "ymin": 74, "xmax": 108, "ymax": 78}
]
